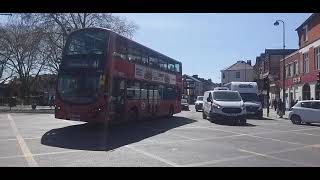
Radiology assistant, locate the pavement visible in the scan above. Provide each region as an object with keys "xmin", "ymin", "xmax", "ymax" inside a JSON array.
[
  {"xmin": 263, "ymin": 108, "xmax": 289, "ymax": 120},
  {"xmin": 1, "ymin": 105, "xmax": 320, "ymax": 167},
  {"xmin": 0, "ymin": 105, "xmax": 54, "ymax": 114}
]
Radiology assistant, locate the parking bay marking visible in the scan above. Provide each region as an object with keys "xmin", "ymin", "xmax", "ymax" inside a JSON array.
[{"xmin": 7, "ymin": 114, "xmax": 39, "ymax": 167}]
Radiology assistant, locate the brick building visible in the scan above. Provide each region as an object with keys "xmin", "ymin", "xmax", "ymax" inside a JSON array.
[{"xmin": 280, "ymin": 13, "xmax": 320, "ymax": 108}]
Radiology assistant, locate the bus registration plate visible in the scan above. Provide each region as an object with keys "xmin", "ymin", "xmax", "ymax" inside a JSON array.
[{"xmin": 70, "ymin": 114, "xmax": 80, "ymax": 121}]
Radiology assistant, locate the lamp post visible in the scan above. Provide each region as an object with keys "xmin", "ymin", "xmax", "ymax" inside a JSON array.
[{"xmin": 274, "ymin": 19, "xmax": 286, "ymax": 113}]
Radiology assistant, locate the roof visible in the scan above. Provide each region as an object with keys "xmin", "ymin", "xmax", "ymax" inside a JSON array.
[
  {"xmin": 222, "ymin": 61, "xmax": 253, "ymax": 71},
  {"xmin": 265, "ymin": 49, "xmax": 297, "ymax": 55},
  {"xmin": 297, "ymin": 100, "xmax": 320, "ymax": 103},
  {"xmin": 296, "ymin": 13, "xmax": 318, "ymax": 31},
  {"xmin": 183, "ymin": 75, "xmax": 201, "ymax": 82},
  {"xmin": 71, "ymin": 27, "xmax": 181, "ymax": 64}
]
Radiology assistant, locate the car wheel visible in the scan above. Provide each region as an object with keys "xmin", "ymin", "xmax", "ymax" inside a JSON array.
[
  {"xmin": 291, "ymin": 115, "xmax": 301, "ymax": 125},
  {"xmin": 202, "ymin": 111, "xmax": 207, "ymax": 119}
]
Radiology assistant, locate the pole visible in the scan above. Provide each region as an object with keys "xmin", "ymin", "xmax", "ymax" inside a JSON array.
[{"xmin": 282, "ymin": 21, "xmax": 286, "ymax": 114}]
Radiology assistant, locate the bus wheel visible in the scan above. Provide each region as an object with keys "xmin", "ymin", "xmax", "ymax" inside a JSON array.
[{"xmin": 128, "ymin": 108, "xmax": 139, "ymax": 122}]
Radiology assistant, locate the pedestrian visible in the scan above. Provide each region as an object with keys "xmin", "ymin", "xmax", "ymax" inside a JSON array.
[
  {"xmin": 277, "ymin": 99, "xmax": 284, "ymax": 118},
  {"xmin": 273, "ymin": 99, "xmax": 277, "ymax": 111},
  {"xmin": 49, "ymin": 96, "xmax": 54, "ymax": 109}
]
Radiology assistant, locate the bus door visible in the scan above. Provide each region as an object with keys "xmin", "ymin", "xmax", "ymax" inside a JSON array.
[
  {"xmin": 110, "ymin": 78, "xmax": 126, "ymax": 120},
  {"xmin": 147, "ymin": 85, "xmax": 159, "ymax": 116}
]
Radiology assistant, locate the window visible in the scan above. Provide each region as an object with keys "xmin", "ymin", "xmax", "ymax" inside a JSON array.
[
  {"xmin": 302, "ymin": 25, "xmax": 308, "ymax": 42},
  {"xmin": 294, "ymin": 61, "xmax": 299, "ymax": 75},
  {"xmin": 222, "ymin": 73, "xmax": 225, "ymax": 79},
  {"xmin": 208, "ymin": 92, "xmax": 212, "ymax": 101},
  {"xmin": 236, "ymin": 72, "xmax": 240, "ymax": 78},
  {"xmin": 158, "ymin": 58, "xmax": 167, "ymax": 70},
  {"xmin": 149, "ymin": 56, "xmax": 159, "ymax": 68},
  {"xmin": 175, "ymin": 63, "xmax": 181, "ymax": 73},
  {"xmin": 303, "ymin": 53, "xmax": 309, "ymax": 73},
  {"xmin": 288, "ymin": 64, "xmax": 291, "ymax": 77},
  {"xmin": 168, "ymin": 63, "xmax": 175, "ymax": 72},
  {"xmin": 113, "ymin": 37, "xmax": 127, "ymax": 60},
  {"xmin": 301, "ymin": 102, "xmax": 312, "ymax": 108},
  {"xmin": 127, "ymin": 47, "xmax": 141, "ymax": 63},
  {"xmin": 316, "ymin": 47, "xmax": 320, "ymax": 70},
  {"xmin": 127, "ymin": 81, "xmax": 140, "ymax": 100}
]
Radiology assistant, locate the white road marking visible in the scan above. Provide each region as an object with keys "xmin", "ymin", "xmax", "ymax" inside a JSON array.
[
  {"xmin": 0, "ymin": 137, "xmax": 42, "ymax": 142},
  {"xmin": 181, "ymin": 154, "xmax": 257, "ymax": 167},
  {"xmin": 125, "ymin": 145, "xmax": 178, "ymax": 167},
  {"xmin": 7, "ymin": 114, "xmax": 39, "ymax": 167},
  {"xmin": 238, "ymin": 148, "xmax": 313, "ymax": 166}
]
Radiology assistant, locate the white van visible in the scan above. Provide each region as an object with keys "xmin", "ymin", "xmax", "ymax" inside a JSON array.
[
  {"xmin": 224, "ymin": 82, "xmax": 263, "ymax": 119},
  {"xmin": 202, "ymin": 90, "xmax": 247, "ymax": 125}
]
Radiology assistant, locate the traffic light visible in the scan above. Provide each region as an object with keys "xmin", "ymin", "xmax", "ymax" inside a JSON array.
[{"xmin": 317, "ymin": 72, "xmax": 320, "ymax": 84}]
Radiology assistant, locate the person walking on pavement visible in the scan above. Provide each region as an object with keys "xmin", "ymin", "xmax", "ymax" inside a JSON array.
[
  {"xmin": 277, "ymin": 99, "xmax": 284, "ymax": 118},
  {"xmin": 273, "ymin": 99, "xmax": 277, "ymax": 111}
]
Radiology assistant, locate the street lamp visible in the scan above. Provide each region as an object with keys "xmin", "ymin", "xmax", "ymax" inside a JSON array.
[{"xmin": 274, "ymin": 19, "xmax": 286, "ymax": 112}]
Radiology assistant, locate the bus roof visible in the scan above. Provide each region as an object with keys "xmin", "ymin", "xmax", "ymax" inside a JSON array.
[
  {"xmin": 224, "ymin": 82, "xmax": 257, "ymax": 85},
  {"xmin": 70, "ymin": 27, "xmax": 181, "ymax": 64}
]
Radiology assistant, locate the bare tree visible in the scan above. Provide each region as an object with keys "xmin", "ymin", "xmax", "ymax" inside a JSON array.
[
  {"xmin": 0, "ymin": 16, "xmax": 48, "ymax": 100},
  {"xmin": 19, "ymin": 13, "xmax": 138, "ymax": 74}
]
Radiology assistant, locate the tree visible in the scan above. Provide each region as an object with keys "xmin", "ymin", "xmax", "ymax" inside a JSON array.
[
  {"xmin": 0, "ymin": 16, "xmax": 48, "ymax": 101},
  {"xmin": 20, "ymin": 13, "xmax": 138, "ymax": 74}
]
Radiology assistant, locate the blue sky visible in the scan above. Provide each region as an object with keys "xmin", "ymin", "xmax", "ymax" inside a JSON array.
[
  {"xmin": 119, "ymin": 13, "xmax": 311, "ymax": 83},
  {"xmin": 0, "ymin": 13, "xmax": 311, "ymax": 83}
]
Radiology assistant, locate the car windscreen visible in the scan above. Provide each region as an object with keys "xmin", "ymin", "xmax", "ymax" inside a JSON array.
[
  {"xmin": 213, "ymin": 91, "xmax": 241, "ymax": 101},
  {"xmin": 240, "ymin": 93, "xmax": 259, "ymax": 102},
  {"xmin": 197, "ymin": 96, "xmax": 203, "ymax": 101}
]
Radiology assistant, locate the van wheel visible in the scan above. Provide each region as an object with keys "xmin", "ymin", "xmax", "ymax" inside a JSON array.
[{"xmin": 202, "ymin": 111, "xmax": 207, "ymax": 119}]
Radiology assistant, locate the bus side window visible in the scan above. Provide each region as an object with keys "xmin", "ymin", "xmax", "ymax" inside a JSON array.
[
  {"xmin": 159, "ymin": 58, "xmax": 167, "ymax": 70},
  {"xmin": 175, "ymin": 63, "xmax": 181, "ymax": 73},
  {"xmin": 149, "ymin": 56, "xmax": 159, "ymax": 68},
  {"xmin": 168, "ymin": 63, "xmax": 175, "ymax": 72},
  {"xmin": 113, "ymin": 38, "xmax": 127, "ymax": 60},
  {"xmin": 128, "ymin": 46, "xmax": 141, "ymax": 63}
]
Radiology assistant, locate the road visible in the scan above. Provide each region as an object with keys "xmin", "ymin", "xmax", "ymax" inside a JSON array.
[{"xmin": 1, "ymin": 105, "xmax": 320, "ymax": 166}]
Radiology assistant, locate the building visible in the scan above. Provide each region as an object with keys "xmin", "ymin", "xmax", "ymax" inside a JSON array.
[
  {"xmin": 254, "ymin": 49, "xmax": 297, "ymax": 106},
  {"xmin": 280, "ymin": 13, "xmax": 320, "ymax": 109},
  {"xmin": 182, "ymin": 74, "xmax": 218, "ymax": 104},
  {"xmin": 221, "ymin": 60, "xmax": 254, "ymax": 84}
]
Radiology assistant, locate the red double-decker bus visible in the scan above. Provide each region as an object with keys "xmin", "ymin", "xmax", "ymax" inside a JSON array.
[{"xmin": 55, "ymin": 28, "xmax": 182, "ymax": 125}]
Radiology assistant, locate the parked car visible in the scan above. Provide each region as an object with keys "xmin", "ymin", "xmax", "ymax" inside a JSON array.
[
  {"xmin": 195, "ymin": 96, "xmax": 204, "ymax": 112},
  {"xmin": 202, "ymin": 90, "xmax": 247, "ymax": 125},
  {"xmin": 288, "ymin": 100, "xmax": 320, "ymax": 125},
  {"xmin": 214, "ymin": 87, "xmax": 229, "ymax": 90},
  {"xmin": 181, "ymin": 99, "xmax": 189, "ymax": 110}
]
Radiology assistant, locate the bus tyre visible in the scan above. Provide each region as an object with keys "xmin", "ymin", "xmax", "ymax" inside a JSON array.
[
  {"xmin": 202, "ymin": 111, "xmax": 207, "ymax": 119},
  {"xmin": 240, "ymin": 119, "xmax": 247, "ymax": 126},
  {"xmin": 127, "ymin": 108, "xmax": 139, "ymax": 122}
]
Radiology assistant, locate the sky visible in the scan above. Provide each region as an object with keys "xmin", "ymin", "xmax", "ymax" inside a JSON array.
[
  {"xmin": 0, "ymin": 13, "xmax": 312, "ymax": 83},
  {"xmin": 118, "ymin": 13, "xmax": 311, "ymax": 83}
]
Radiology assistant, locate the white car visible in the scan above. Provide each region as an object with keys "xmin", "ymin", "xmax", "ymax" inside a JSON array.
[
  {"xmin": 195, "ymin": 96, "xmax": 204, "ymax": 112},
  {"xmin": 202, "ymin": 90, "xmax": 247, "ymax": 125},
  {"xmin": 288, "ymin": 100, "xmax": 320, "ymax": 125}
]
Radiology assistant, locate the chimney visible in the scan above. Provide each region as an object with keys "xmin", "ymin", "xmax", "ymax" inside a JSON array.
[
  {"xmin": 192, "ymin": 75, "xmax": 198, "ymax": 79},
  {"xmin": 247, "ymin": 60, "xmax": 251, "ymax": 66}
]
